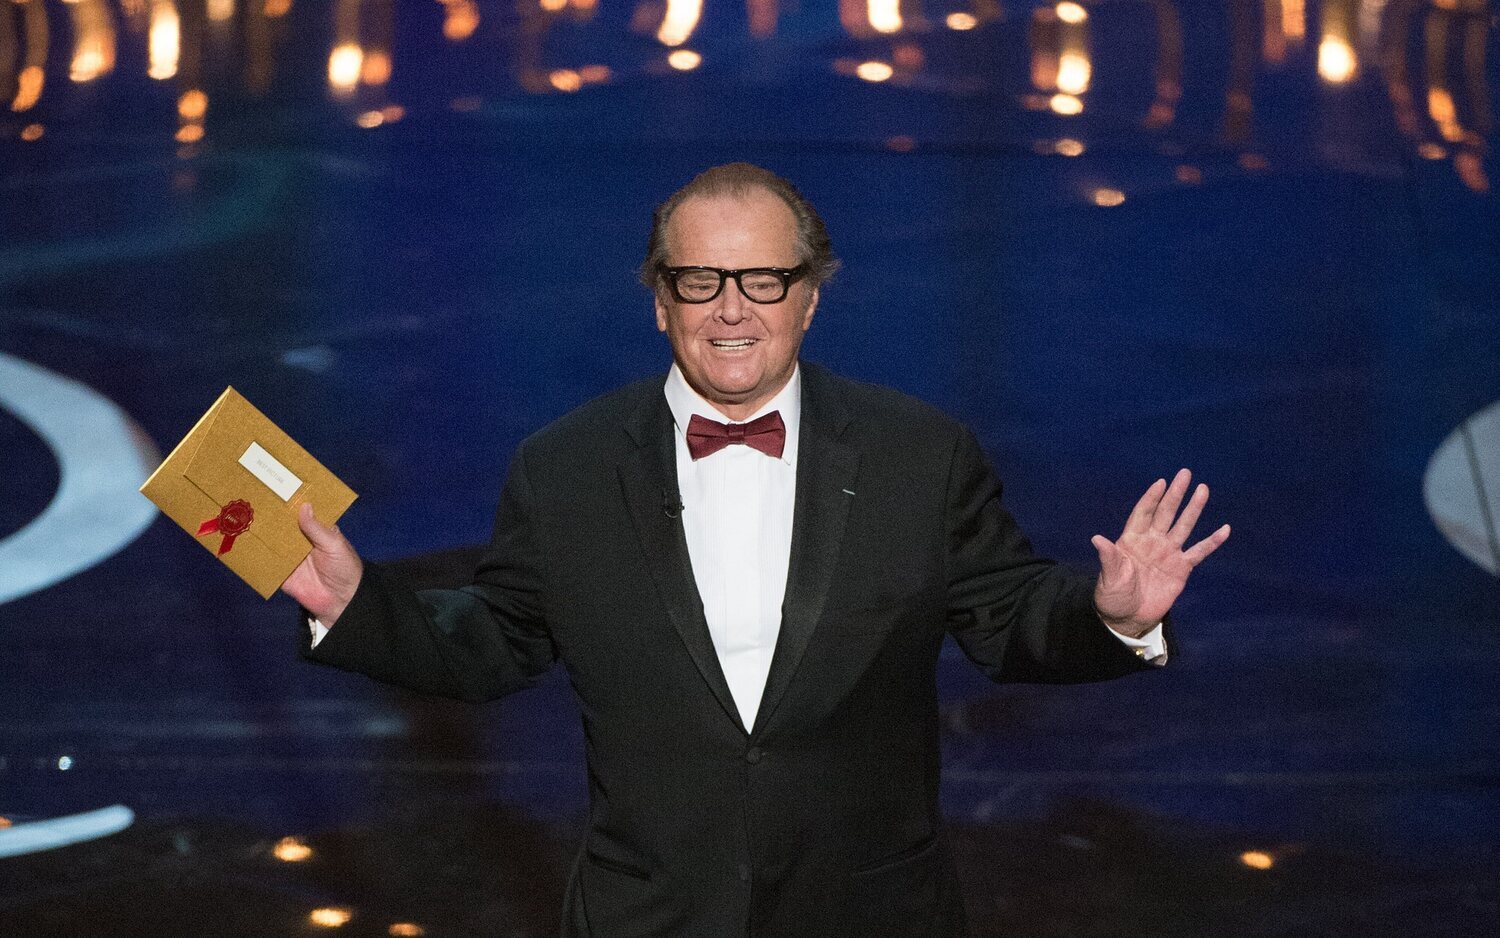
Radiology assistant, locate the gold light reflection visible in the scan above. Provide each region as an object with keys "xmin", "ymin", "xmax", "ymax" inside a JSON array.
[
  {"xmin": 328, "ymin": 43, "xmax": 362, "ymax": 93},
  {"xmin": 946, "ymin": 13, "xmax": 978, "ymax": 31},
  {"xmin": 13, "ymin": 65, "xmax": 45, "ymax": 112},
  {"xmin": 0, "ymin": 815, "xmax": 11, "ymax": 828},
  {"xmin": 1091, "ymin": 187, "xmax": 1125, "ymax": 207},
  {"xmin": 549, "ymin": 68, "xmax": 582, "ymax": 92},
  {"xmin": 539, "ymin": 0, "xmax": 567, "ymax": 11},
  {"xmin": 175, "ymin": 123, "xmax": 204, "ymax": 142},
  {"xmin": 388, "ymin": 925, "xmax": 425, "ymax": 937},
  {"xmin": 1055, "ymin": 2, "xmax": 1087, "ymax": 24},
  {"xmin": 69, "ymin": 0, "xmax": 118, "ymax": 83},
  {"xmin": 178, "ymin": 88, "xmax": 207, "ymax": 120},
  {"xmin": 361, "ymin": 0, "xmax": 393, "ymax": 86},
  {"xmin": 1317, "ymin": 36, "xmax": 1356, "ymax": 84},
  {"xmin": 1054, "ymin": 137, "xmax": 1085, "ymax": 156},
  {"xmin": 356, "ymin": 108, "xmax": 384, "ymax": 127},
  {"xmin": 668, "ymin": 49, "xmax": 702, "ymax": 70},
  {"xmin": 362, "ymin": 50, "xmax": 392, "ymax": 85},
  {"xmin": 1416, "ymin": 142, "xmax": 1447, "ymax": 160},
  {"xmin": 148, "ymin": 0, "xmax": 180, "ymax": 80},
  {"xmin": 382, "ymin": 103, "xmax": 405, "ymax": 121},
  {"xmin": 309, "ymin": 907, "xmax": 353, "ymax": 928},
  {"xmin": 1453, "ymin": 150, "xmax": 1489, "ymax": 192},
  {"xmin": 885, "ymin": 134, "xmax": 916, "ymax": 152},
  {"xmin": 1262, "ymin": 0, "xmax": 1307, "ymax": 64},
  {"xmin": 1056, "ymin": 52, "xmax": 1091, "ymax": 95},
  {"xmin": 656, "ymin": 0, "xmax": 702, "ymax": 47},
  {"xmin": 867, "ymin": 0, "xmax": 902, "ymax": 34},
  {"xmin": 1142, "ymin": 0, "xmax": 1183, "ymax": 130},
  {"xmin": 855, "ymin": 60, "xmax": 894, "ymax": 82},
  {"xmin": 207, "ymin": 0, "xmax": 235, "ymax": 22},
  {"xmin": 1427, "ymin": 88, "xmax": 1464, "ymax": 142},
  {"xmin": 265, "ymin": 0, "xmax": 293, "ymax": 15},
  {"xmin": 1174, "ymin": 164, "xmax": 1202, "ymax": 184},
  {"xmin": 1240, "ymin": 850, "xmax": 1274, "ymax": 869},
  {"xmin": 274, "ymin": 836, "xmax": 313, "ymax": 862},
  {"xmin": 747, "ymin": 0, "xmax": 778, "ymax": 38},
  {"xmin": 1049, "ymin": 93, "xmax": 1083, "ymax": 115},
  {"xmin": 439, "ymin": 0, "xmax": 479, "ymax": 41}
]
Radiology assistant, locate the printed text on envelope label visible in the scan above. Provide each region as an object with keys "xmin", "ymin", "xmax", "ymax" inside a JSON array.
[{"xmin": 239, "ymin": 441, "xmax": 303, "ymax": 501}]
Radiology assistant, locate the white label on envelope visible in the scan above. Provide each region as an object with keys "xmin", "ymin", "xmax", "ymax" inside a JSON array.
[{"xmin": 239, "ymin": 441, "xmax": 302, "ymax": 501}]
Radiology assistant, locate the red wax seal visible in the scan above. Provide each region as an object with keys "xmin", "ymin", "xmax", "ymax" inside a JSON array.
[{"xmin": 197, "ymin": 499, "xmax": 254, "ymax": 555}]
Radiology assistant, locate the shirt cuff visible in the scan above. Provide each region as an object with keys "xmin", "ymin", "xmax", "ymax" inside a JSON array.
[
  {"xmin": 1105, "ymin": 620, "xmax": 1168, "ymax": 666},
  {"xmin": 308, "ymin": 616, "xmax": 329, "ymax": 648}
]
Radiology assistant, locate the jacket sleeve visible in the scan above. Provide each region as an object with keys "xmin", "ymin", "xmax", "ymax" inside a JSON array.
[
  {"xmin": 302, "ymin": 443, "xmax": 555, "ymax": 703},
  {"xmin": 943, "ymin": 427, "xmax": 1162, "ymax": 684}
]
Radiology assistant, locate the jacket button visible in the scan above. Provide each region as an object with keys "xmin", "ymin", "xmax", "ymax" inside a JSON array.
[
  {"xmin": 745, "ymin": 747, "xmax": 763, "ymax": 764},
  {"xmin": 738, "ymin": 864, "xmax": 751, "ymax": 882}
]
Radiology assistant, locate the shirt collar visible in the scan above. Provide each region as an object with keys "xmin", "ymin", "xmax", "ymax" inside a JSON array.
[{"xmin": 664, "ymin": 363, "xmax": 801, "ymax": 467}]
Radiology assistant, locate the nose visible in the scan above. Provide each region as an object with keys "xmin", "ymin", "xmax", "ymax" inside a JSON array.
[{"xmin": 715, "ymin": 276, "xmax": 749, "ymax": 324}]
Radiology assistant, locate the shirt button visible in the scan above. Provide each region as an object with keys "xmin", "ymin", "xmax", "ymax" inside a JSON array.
[
  {"xmin": 738, "ymin": 864, "xmax": 751, "ymax": 883},
  {"xmin": 745, "ymin": 747, "xmax": 763, "ymax": 764}
]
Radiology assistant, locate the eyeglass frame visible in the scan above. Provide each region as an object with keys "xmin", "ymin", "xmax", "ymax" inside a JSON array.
[{"xmin": 656, "ymin": 263, "xmax": 810, "ymax": 305}]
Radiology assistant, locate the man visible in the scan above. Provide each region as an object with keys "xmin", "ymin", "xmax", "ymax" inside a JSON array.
[{"xmin": 285, "ymin": 163, "xmax": 1229, "ymax": 936}]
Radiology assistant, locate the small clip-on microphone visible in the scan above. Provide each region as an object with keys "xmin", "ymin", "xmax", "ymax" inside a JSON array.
[{"xmin": 663, "ymin": 490, "xmax": 684, "ymax": 518}]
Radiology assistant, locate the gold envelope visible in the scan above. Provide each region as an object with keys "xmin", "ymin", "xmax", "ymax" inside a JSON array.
[{"xmin": 140, "ymin": 387, "xmax": 357, "ymax": 599}]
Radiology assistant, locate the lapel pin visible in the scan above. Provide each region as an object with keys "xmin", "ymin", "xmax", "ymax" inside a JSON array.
[{"xmin": 842, "ymin": 489, "xmax": 856, "ymax": 496}]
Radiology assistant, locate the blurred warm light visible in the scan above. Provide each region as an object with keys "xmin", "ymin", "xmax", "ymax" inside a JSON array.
[
  {"xmin": 207, "ymin": 0, "xmax": 234, "ymax": 21},
  {"xmin": 1174, "ymin": 164, "xmax": 1202, "ymax": 184},
  {"xmin": 19, "ymin": 123, "xmax": 44, "ymax": 141},
  {"xmin": 178, "ymin": 89, "xmax": 208, "ymax": 120},
  {"xmin": 441, "ymin": 0, "xmax": 479, "ymax": 40},
  {"xmin": 885, "ymin": 134, "xmax": 916, "ymax": 152},
  {"xmin": 148, "ymin": 1, "xmax": 180, "ymax": 80},
  {"xmin": 946, "ymin": 13, "xmax": 977, "ymax": 31},
  {"xmin": 855, "ymin": 61, "xmax": 894, "ymax": 82},
  {"xmin": 1054, "ymin": 137, "xmax": 1084, "ymax": 156},
  {"xmin": 1240, "ymin": 850, "xmax": 1274, "ymax": 870},
  {"xmin": 381, "ymin": 104, "xmax": 405, "ymax": 122},
  {"xmin": 549, "ymin": 69, "xmax": 583, "ymax": 92},
  {"xmin": 540, "ymin": 0, "xmax": 567, "ymax": 10},
  {"xmin": 1090, "ymin": 188, "xmax": 1125, "ymax": 207},
  {"xmin": 1453, "ymin": 150, "xmax": 1490, "ymax": 193},
  {"xmin": 1055, "ymin": 52, "xmax": 1091, "ymax": 95},
  {"xmin": 274, "ymin": 836, "xmax": 314, "ymax": 862},
  {"xmin": 12, "ymin": 66, "xmax": 45, "ymax": 112},
  {"xmin": 1416, "ymin": 142, "xmax": 1447, "ymax": 160},
  {"xmin": 892, "ymin": 43, "xmax": 923, "ymax": 70},
  {"xmin": 264, "ymin": 0, "xmax": 292, "ymax": 15},
  {"xmin": 309, "ymin": 908, "xmax": 353, "ymax": 928},
  {"xmin": 1055, "ymin": 2, "xmax": 1087, "ymax": 24},
  {"xmin": 356, "ymin": 109, "xmax": 385, "ymax": 128},
  {"xmin": 0, "ymin": 815, "xmax": 11, "ymax": 828},
  {"xmin": 362, "ymin": 51, "xmax": 392, "ymax": 86},
  {"xmin": 1049, "ymin": 93, "xmax": 1083, "ymax": 115},
  {"xmin": 1426, "ymin": 89, "xmax": 1464, "ymax": 143},
  {"xmin": 1316, "ymin": 36, "xmax": 1355, "ymax": 84},
  {"xmin": 328, "ymin": 43, "xmax": 363, "ymax": 93},
  {"xmin": 388, "ymin": 925, "xmax": 424, "ymax": 937},
  {"xmin": 174, "ymin": 123, "xmax": 204, "ymax": 143},
  {"xmin": 1238, "ymin": 152, "xmax": 1269, "ymax": 171},
  {"xmin": 656, "ymin": 0, "xmax": 702, "ymax": 47},
  {"xmin": 578, "ymin": 64, "xmax": 611, "ymax": 83},
  {"xmin": 668, "ymin": 49, "xmax": 702, "ymax": 71},
  {"xmin": 867, "ymin": 0, "xmax": 902, "ymax": 34},
  {"xmin": 1282, "ymin": 0, "xmax": 1305, "ymax": 40}
]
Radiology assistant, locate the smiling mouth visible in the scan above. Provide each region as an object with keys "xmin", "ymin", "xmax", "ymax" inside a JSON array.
[{"xmin": 709, "ymin": 339, "xmax": 758, "ymax": 349}]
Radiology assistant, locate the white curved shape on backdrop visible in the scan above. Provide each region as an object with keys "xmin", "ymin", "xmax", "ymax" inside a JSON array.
[
  {"xmin": 0, "ymin": 353, "xmax": 160, "ymax": 604},
  {"xmin": 1424, "ymin": 400, "xmax": 1500, "ymax": 576}
]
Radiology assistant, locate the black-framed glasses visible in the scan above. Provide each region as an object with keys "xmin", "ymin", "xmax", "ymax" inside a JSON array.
[{"xmin": 658, "ymin": 264, "xmax": 809, "ymax": 304}]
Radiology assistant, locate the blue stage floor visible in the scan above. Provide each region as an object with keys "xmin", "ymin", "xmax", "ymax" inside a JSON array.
[{"xmin": 2, "ymin": 1, "xmax": 1498, "ymax": 935}]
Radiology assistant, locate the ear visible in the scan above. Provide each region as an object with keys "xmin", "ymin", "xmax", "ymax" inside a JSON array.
[
  {"xmin": 799, "ymin": 287, "xmax": 819, "ymax": 331},
  {"xmin": 654, "ymin": 291, "xmax": 669, "ymax": 333}
]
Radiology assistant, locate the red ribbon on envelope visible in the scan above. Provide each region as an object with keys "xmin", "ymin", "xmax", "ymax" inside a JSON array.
[{"xmin": 197, "ymin": 499, "xmax": 254, "ymax": 555}]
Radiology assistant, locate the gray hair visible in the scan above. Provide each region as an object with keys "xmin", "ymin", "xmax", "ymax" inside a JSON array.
[{"xmin": 640, "ymin": 163, "xmax": 841, "ymax": 292}]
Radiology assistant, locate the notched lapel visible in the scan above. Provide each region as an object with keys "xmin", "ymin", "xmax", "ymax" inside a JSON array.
[
  {"xmin": 753, "ymin": 365, "xmax": 859, "ymax": 737},
  {"xmin": 617, "ymin": 395, "xmax": 748, "ymax": 736}
]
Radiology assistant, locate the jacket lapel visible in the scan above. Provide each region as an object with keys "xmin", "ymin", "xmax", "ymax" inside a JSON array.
[
  {"xmin": 617, "ymin": 390, "xmax": 748, "ymax": 736},
  {"xmin": 752, "ymin": 362, "xmax": 859, "ymax": 736}
]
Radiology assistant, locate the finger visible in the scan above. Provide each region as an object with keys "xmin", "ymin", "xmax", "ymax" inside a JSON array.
[
  {"xmin": 1091, "ymin": 535, "xmax": 1122, "ymax": 581},
  {"xmin": 1183, "ymin": 523, "xmax": 1231, "ymax": 566},
  {"xmin": 1122, "ymin": 478, "xmax": 1167, "ymax": 535},
  {"xmin": 298, "ymin": 502, "xmax": 342, "ymax": 550},
  {"xmin": 1151, "ymin": 468, "xmax": 1192, "ymax": 534},
  {"xmin": 1167, "ymin": 483, "xmax": 1209, "ymax": 545}
]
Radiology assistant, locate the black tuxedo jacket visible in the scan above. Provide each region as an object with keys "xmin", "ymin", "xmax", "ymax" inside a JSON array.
[{"xmin": 305, "ymin": 361, "xmax": 1165, "ymax": 937}]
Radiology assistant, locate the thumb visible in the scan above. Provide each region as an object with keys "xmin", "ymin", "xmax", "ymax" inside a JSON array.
[
  {"xmin": 298, "ymin": 502, "xmax": 342, "ymax": 549},
  {"xmin": 1091, "ymin": 535, "xmax": 1121, "ymax": 582}
]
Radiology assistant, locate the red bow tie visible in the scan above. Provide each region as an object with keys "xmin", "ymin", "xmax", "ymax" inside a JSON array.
[{"xmin": 685, "ymin": 411, "xmax": 786, "ymax": 460}]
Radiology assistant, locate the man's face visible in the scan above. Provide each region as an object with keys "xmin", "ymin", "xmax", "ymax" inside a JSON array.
[{"xmin": 655, "ymin": 189, "xmax": 819, "ymax": 421}]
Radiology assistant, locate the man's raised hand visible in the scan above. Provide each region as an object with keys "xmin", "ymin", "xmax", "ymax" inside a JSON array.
[
  {"xmin": 1091, "ymin": 468, "xmax": 1230, "ymax": 638},
  {"xmin": 282, "ymin": 502, "xmax": 364, "ymax": 626}
]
